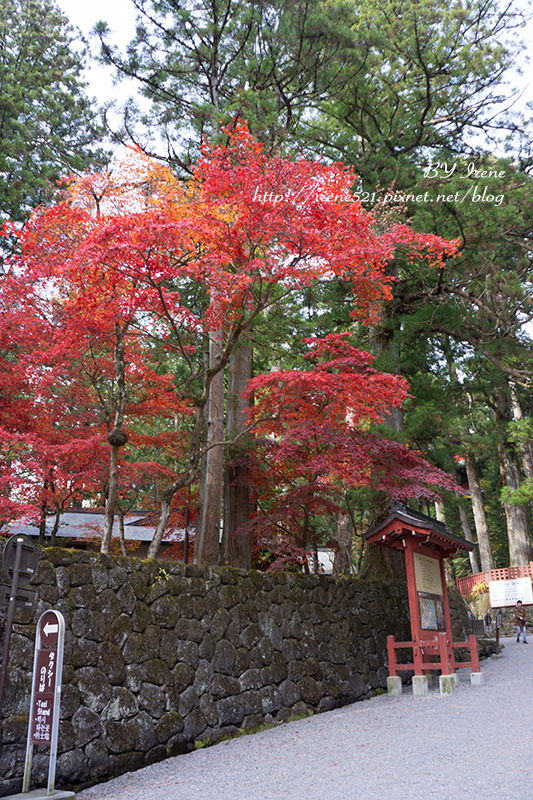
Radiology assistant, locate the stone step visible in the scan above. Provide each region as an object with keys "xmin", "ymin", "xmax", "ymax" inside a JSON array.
[{"xmin": 1, "ymin": 789, "xmax": 75, "ymax": 800}]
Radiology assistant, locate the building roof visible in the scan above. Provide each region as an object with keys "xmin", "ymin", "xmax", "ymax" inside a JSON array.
[
  {"xmin": 7, "ymin": 510, "xmax": 191, "ymax": 544},
  {"xmin": 363, "ymin": 501, "xmax": 476, "ymax": 557}
]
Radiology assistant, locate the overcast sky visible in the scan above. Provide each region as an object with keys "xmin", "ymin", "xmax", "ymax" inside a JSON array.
[
  {"xmin": 57, "ymin": 0, "xmax": 137, "ymax": 47},
  {"xmin": 56, "ymin": 0, "xmax": 138, "ymax": 107}
]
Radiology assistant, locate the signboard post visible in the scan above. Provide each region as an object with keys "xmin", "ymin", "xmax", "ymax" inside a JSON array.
[
  {"xmin": 22, "ymin": 610, "xmax": 65, "ymax": 796},
  {"xmin": 495, "ymin": 609, "xmax": 503, "ymax": 654},
  {"xmin": 363, "ymin": 502, "xmax": 481, "ymax": 696}
]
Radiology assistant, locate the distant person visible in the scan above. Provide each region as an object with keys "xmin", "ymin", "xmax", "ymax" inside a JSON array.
[
  {"xmin": 484, "ymin": 611, "xmax": 492, "ymax": 634},
  {"xmin": 514, "ymin": 600, "xmax": 528, "ymax": 643}
]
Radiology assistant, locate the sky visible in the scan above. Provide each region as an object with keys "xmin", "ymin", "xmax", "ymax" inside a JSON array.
[
  {"xmin": 56, "ymin": 0, "xmax": 139, "ymax": 108},
  {"xmin": 56, "ymin": 0, "xmax": 137, "ymax": 51}
]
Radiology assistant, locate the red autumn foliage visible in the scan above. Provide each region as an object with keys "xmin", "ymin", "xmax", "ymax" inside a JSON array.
[
  {"xmin": 1, "ymin": 125, "xmax": 459, "ymax": 565},
  {"xmin": 239, "ymin": 334, "xmax": 459, "ymax": 569}
]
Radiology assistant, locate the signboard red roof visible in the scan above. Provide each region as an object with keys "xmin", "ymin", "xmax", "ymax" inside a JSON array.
[{"xmin": 363, "ymin": 501, "xmax": 476, "ymax": 558}]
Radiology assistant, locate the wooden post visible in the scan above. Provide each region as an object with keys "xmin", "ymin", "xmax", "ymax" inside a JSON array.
[
  {"xmin": 404, "ymin": 537, "xmax": 423, "ymax": 675},
  {"xmin": 439, "ymin": 556, "xmax": 455, "ymax": 673},
  {"xmin": 469, "ymin": 634, "xmax": 480, "ymax": 673},
  {"xmin": 387, "ymin": 635, "xmax": 398, "ymax": 676},
  {"xmin": 438, "ymin": 632, "xmax": 451, "ymax": 675}
]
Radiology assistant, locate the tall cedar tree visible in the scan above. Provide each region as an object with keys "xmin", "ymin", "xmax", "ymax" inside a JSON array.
[{"xmin": 0, "ymin": 0, "xmax": 106, "ymax": 228}]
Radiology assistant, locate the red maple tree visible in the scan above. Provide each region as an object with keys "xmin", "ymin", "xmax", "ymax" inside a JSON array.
[
  {"xmin": 1, "ymin": 125, "xmax": 459, "ymax": 566},
  {"xmin": 241, "ymin": 334, "xmax": 459, "ymax": 570}
]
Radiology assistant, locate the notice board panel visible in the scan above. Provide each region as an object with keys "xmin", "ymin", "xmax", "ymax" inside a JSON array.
[
  {"xmin": 414, "ymin": 552, "xmax": 443, "ymax": 596},
  {"xmin": 489, "ymin": 577, "xmax": 533, "ymax": 607}
]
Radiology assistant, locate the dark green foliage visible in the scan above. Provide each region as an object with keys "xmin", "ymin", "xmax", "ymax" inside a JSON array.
[
  {"xmin": 96, "ymin": 0, "xmax": 357, "ymax": 165},
  {"xmin": 0, "ymin": 0, "xmax": 107, "ymax": 224},
  {"xmin": 309, "ymin": 0, "xmax": 527, "ymax": 187},
  {"xmin": 97, "ymin": 0, "xmax": 528, "ymax": 183}
]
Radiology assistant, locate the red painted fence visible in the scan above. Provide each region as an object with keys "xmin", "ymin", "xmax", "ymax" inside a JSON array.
[{"xmin": 456, "ymin": 563, "xmax": 533, "ymax": 597}]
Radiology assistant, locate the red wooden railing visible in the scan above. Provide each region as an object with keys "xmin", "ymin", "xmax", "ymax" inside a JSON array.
[
  {"xmin": 456, "ymin": 562, "xmax": 533, "ymax": 597},
  {"xmin": 387, "ymin": 632, "xmax": 480, "ymax": 677}
]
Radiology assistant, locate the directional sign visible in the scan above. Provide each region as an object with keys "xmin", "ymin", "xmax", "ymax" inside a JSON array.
[
  {"xmin": 2, "ymin": 533, "xmax": 40, "ymax": 585},
  {"xmin": 23, "ymin": 609, "xmax": 66, "ymax": 796},
  {"xmin": 43, "ymin": 620, "xmax": 59, "ymax": 638},
  {"xmin": 39, "ymin": 610, "xmax": 61, "ymax": 648}
]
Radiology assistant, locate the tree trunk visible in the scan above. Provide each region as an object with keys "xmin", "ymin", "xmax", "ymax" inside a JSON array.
[
  {"xmin": 464, "ymin": 452, "xmax": 495, "ymax": 571},
  {"xmin": 436, "ymin": 502, "xmax": 452, "ymax": 582},
  {"xmin": 498, "ymin": 442, "xmax": 532, "ymax": 565},
  {"xmin": 509, "ymin": 381, "xmax": 533, "ymax": 516},
  {"xmin": 222, "ymin": 340, "xmax": 253, "ymax": 569},
  {"xmin": 435, "ymin": 500, "xmax": 445, "ymax": 522},
  {"xmin": 360, "ymin": 298, "xmax": 405, "ymax": 579},
  {"xmin": 435, "ymin": 501, "xmax": 455, "ymax": 584},
  {"xmin": 50, "ymin": 505, "xmax": 61, "ymax": 547},
  {"xmin": 101, "ymin": 322, "xmax": 128, "ymax": 554},
  {"xmin": 147, "ymin": 401, "xmax": 207, "ymax": 559},
  {"xmin": 183, "ymin": 503, "xmax": 191, "ymax": 564},
  {"xmin": 456, "ymin": 496, "xmax": 480, "ymax": 574},
  {"xmin": 301, "ymin": 502, "xmax": 310, "ymax": 574},
  {"xmin": 332, "ymin": 512, "xmax": 353, "ymax": 576},
  {"xmin": 38, "ymin": 471, "xmax": 53, "ymax": 544},
  {"xmin": 117, "ymin": 507, "xmax": 127, "ymax": 556},
  {"xmin": 194, "ymin": 328, "xmax": 224, "ymax": 565},
  {"xmin": 147, "ymin": 493, "xmax": 173, "ymax": 559},
  {"xmin": 38, "ymin": 498, "xmax": 47, "ymax": 545},
  {"xmin": 312, "ymin": 542, "xmax": 320, "ymax": 574},
  {"xmin": 509, "ymin": 382, "xmax": 533, "ymax": 475},
  {"xmin": 493, "ymin": 387, "xmax": 531, "ymax": 566},
  {"xmin": 102, "ymin": 444, "xmax": 120, "ymax": 553}
]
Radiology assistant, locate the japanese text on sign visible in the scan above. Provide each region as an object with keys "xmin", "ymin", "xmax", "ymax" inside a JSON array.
[{"xmin": 30, "ymin": 649, "xmax": 58, "ymax": 746}]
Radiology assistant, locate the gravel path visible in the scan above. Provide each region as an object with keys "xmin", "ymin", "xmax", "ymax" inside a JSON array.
[{"xmin": 77, "ymin": 637, "xmax": 532, "ymax": 800}]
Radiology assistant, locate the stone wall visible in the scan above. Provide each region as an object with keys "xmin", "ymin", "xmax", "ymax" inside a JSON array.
[{"xmin": 0, "ymin": 549, "xmax": 469, "ymax": 796}]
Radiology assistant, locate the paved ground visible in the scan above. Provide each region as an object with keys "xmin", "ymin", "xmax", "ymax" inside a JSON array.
[{"xmin": 76, "ymin": 637, "xmax": 532, "ymax": 800}]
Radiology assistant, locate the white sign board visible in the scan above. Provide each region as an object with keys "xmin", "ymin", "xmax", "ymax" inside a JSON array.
[
  {"xmin": 413, "ymin": 552, "xmax": 443, "ymax": 596},
  {"xmin": 488, "ymin": 577, "xmax": 533, "ymax": 607}
]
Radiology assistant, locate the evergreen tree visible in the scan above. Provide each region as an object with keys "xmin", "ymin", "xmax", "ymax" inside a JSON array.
[
  {"xmin": 96, "ymin": 0, "xmax": 355, "ymax": 165},
  {"xmin": 0, "ymin": 0, "xmax": 107, "ymax": 226}
]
